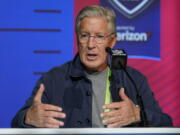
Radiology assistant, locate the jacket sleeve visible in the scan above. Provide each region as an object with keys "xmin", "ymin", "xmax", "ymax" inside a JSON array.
[
  {"xmin": 11, "ymin": 75, "xmax": 50, "ymax": 128},
  {"xmin": 138, "ymin": 76, "xmax": 173, "ymax": 127}
]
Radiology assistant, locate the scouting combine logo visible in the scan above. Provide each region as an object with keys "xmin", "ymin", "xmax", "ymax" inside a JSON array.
[{"xmin": 108, "ymin": 0, "xmax": 154, "ymax": 19}]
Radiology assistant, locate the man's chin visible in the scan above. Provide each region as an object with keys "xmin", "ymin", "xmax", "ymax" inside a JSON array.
[
  {"xmin": 83, "ymin": 62, "xmax": 107, "ymax": 72},
  {"xmin": 85, "ymin": 65, "xmax": 98, "ymax": 71},
  {"xmin": 83, "ymin": 63, "xmax": 98, "ymax": 71}
]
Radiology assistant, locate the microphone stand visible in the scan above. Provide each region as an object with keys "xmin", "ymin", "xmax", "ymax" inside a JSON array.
[{"xmin": 106, "ymin": 47, "xmax": 148, "ymax": 126}]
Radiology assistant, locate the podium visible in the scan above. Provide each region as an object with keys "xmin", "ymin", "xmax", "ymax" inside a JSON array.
[{"xmin": 0, "ymin": 128, "xmax": 180, "ymax": 135}]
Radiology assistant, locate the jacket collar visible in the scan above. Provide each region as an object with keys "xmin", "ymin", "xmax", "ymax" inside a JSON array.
[{"xmin": 69, "ymin": 53, "xmax": 86, "ymax": 78}]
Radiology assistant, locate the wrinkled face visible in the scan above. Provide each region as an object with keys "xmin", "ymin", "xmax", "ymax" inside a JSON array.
[{"xmin": 77, "ymin": 17, "xmax": 117, "ymax": 72}]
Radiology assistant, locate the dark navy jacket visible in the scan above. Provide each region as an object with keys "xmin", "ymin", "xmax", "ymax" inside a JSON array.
[{"xmin": 11, "ymin": 54, "xmax": 172, "ymax": 127}]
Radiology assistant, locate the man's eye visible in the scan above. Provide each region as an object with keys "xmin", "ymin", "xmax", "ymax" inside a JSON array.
[
  {"xmin": 81, "ymin": 34, "xmax": 88, "ymax": 38},
  {"xmin": 96, "ymin": 35, "xmax": 104, "ymax": 39}
]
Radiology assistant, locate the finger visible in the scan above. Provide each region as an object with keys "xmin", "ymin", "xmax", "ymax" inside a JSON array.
[
  {"xmin": 43, "ymin": 104, "xmax": 62, "ymax": 112},
  {"xmin": 46, "ymin": 117, "xmax": 64, "ymax": 127},
  {"xmin": 44, "ymin": 111, "xmax": 66, "ymax": 119},
  {"xmin": 102, "ymin": 102, "xmax": 125, "ymax": 109},
  {"xmin": 44, "ymin": 117, "xmax": 64, "ymax": 128},
  {"xmin": 119, "ymin": 88, "xmax": 129, "ymax": 101},
  {"xmin": 101, "ymin": 109, "xmax": 122, "ymax": 118},
  {"xmin": 33, "ymin": 84, "xmax": 45, "ymax": 103},
  {"xmin": 102, "ymin": 115, "xmax": 122, "ymax": 125},
  {"xmin": 43, "ymin": 123, "xmax": 60, "ymax": 128},
  {"xmin": 107, "ymin": 120, "xmax": 129, "ymax": 128}
]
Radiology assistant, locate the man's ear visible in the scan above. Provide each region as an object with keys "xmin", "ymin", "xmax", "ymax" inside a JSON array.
[
  {"xmin": 110, "ymin": 33, "xmax": 117, "ymax": 48},
  {"xmin": 76, "ymin": 35, "xmax": 80, "ymax": 50}
]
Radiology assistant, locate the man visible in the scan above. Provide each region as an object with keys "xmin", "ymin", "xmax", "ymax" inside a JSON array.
[{"xmin": 11, "ymin": 5, "xmax": 172, "ymax": 128}]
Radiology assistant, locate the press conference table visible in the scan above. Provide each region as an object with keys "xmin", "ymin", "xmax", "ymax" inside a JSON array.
[{"xmin": 0, "ymin": 128, "xmax": 180, "ymax": 135}]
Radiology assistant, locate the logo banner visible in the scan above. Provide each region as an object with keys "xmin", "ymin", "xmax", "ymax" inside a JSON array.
[{"xmin": 100, "ymin": 0, "xmax": 160, "ymax": 60}]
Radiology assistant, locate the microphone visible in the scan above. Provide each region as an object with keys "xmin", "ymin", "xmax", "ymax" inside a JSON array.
[
  {"xmin": 105, "ymin": 47, "xmax": 127, "ymax": 69},
  {"xmin": 105, "ymin": 47, "xmax": 148, "ymax": 126},
  {"xmin": 105, "ymin": 47, "xmax": 113, "ymax": 54}
]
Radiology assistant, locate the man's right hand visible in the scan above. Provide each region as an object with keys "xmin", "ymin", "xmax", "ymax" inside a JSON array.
[{"xmin": 25, "ymin": 84, "xmax": 66, "ymax": 128}]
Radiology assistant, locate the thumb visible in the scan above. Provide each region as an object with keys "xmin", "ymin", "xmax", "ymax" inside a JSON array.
[
  {"xmin": 33, "ymin": 84, "xmax": 45, "ymax": 104},
  {"xmin": 119, "ymin": 88, "xmax": 129, "ymax": 101}
]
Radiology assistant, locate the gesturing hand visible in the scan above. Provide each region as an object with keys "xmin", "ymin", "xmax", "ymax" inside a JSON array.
[
  {"xmin": 101, "ymin": 88, "xmax": 141, "ymax": 128},
  {"xmin": 25, "ymin": 84, "xmax": 66, "ymax": 128}
]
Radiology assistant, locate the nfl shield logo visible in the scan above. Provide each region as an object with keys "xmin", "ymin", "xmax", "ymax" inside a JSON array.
[{"xmin": 108, "ymin": 0, "xmax": 154, "ymax": 19}]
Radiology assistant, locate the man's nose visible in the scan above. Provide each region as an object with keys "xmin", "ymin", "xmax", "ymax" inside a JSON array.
[{"xmin": 87, "ymin": 36, "xmax": 96, "ymax": 49}]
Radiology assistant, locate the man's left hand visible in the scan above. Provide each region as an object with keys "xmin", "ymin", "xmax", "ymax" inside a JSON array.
[{"xmin": 100, "ymin": 88, "xmax": 141, "ymax": 128}]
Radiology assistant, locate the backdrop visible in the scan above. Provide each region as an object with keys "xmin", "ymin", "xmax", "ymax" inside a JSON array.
[{"xmin": 0, "ymin": 0, "xmax": 179, "ymax": 127}]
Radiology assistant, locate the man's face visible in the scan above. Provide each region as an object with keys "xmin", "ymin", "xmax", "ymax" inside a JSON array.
[{"xmin": 78, "ymin": 17, "xmax": 117, "ymax": 72}]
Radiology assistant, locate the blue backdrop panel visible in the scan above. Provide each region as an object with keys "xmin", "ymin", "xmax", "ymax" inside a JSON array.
[{"xmin": 0, "ymin": 0, "xmax": 74, "ymax": 127}]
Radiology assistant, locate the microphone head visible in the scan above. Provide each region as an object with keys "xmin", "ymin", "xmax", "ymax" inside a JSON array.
[
  {"xmin": 106, "ymin": 48, "xmax": 128, "ymax": 69},
  {"xmin": 105, "ymin": 47, "xmax": 112, "ymax": 54}
]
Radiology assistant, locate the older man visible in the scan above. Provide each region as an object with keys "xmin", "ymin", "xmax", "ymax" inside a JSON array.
[{"xmin": 11, "ymin": 5, "xmax": 172, "ymax": 128}]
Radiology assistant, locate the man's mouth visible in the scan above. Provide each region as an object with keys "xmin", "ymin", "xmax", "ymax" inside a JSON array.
[{"xmin": 86, "ymin": 53, "xmax": 98, "ymax": 60}]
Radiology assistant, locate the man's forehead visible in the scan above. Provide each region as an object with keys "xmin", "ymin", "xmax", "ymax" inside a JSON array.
[{"xmin": 79, "ymin": 17, "xmax": 109, "ymax": 33}]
